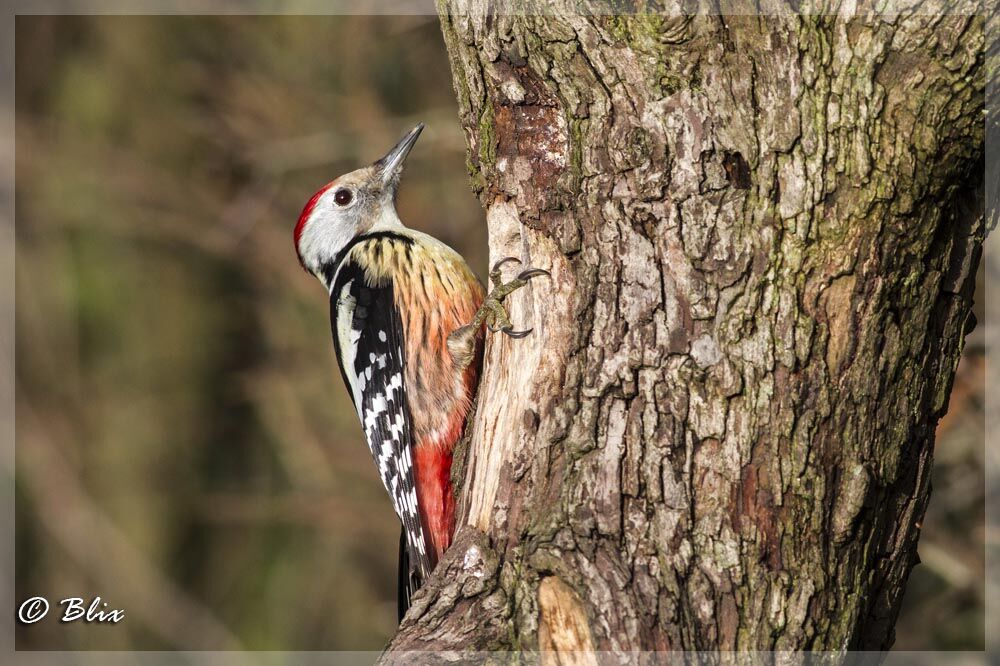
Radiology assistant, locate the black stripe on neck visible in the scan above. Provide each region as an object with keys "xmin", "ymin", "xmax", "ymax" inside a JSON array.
[{"xmin": 320, "ymin": 230, "xmax": 415, "ymax": 287}]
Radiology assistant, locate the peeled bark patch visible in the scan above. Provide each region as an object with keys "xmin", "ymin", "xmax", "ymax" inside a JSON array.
[
  {"xmin": 824, "ymin": 273, "xmax": 858, "ymax": 377},
  {"xmin": 538, "ymin": 577, "xmax": 597, "ymax": 665}
]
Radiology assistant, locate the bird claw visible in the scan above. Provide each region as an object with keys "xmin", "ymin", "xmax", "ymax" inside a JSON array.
[
  {"xmin": 516, "ymin": 268, "xmax": 550, "ymax": 281},
  {"xmin": 487, "ymin": 323, "xmax": 532, "ymax": 338},
  {"xmin": 502, "ymin": 327, "xmax": 533, "ymax": 339},
  {"xmin": 491, "ymin": 256, "xmax": 521, "ymax": 273}
]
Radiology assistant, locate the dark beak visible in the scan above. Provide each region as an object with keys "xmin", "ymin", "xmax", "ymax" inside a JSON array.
[{"xmin": 375, "ymin": 123, "xmax": 424, "ymax": 189}]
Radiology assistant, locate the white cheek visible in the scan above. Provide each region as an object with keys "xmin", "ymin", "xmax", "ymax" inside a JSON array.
[{"xmin": 300, "ymin": 201, "xmax": 358, "ymax": 270}]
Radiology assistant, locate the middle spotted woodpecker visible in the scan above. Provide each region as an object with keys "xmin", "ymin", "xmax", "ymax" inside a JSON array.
[{"xmin": 294, "ymin": 124, "xmax": 547, "ymax": 620}]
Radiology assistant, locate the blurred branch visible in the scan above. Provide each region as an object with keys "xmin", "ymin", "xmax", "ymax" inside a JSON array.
[
  {"xmin": 918, "ymin": 540, "xmax": 980, "ymax": 593},
  {"xmin": 243, "ymin": 109, "xmax": 468, "ymax": 174},
  {"xmin": 196, "ymin": 491, "xmax": 390, "ymax": 531},
  {"xmin": 17, "ymin": 401, "xmax": 245, "ymax": 650}
]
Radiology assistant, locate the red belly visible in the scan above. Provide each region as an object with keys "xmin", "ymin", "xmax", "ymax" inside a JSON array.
[{"xmin": 414, "ymin": 442, "xmax": 456, "ymax": 564}]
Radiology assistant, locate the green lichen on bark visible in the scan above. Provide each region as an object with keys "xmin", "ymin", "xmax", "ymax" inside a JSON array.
[{"xmin": 477, "ymin": 98, "xmax": 497, "ymax": 174}]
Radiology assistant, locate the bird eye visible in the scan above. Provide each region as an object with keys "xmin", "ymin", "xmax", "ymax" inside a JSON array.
[{"xmin": 334, "ymin": 188, "xmax": 353, "ymax": 206}]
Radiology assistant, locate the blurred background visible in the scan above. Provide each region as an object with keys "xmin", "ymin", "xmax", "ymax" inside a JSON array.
[{"xmin": 13, "ymin": 14, "xmax": 983, "ymax": 651}]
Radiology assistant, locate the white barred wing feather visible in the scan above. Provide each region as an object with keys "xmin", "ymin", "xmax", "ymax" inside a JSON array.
[{"xmin": 329, "ymin": 259, "xmax": 431, "ymax": 578}]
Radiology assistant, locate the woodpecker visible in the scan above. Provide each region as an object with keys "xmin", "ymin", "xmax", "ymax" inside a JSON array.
[{"xmin": 293, "ymin": 124, "xmax": 547, "ymax": 619}]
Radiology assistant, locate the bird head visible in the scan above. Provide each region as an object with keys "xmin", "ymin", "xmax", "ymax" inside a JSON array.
[{"xmin": 294, "ymin": 123, "xmax": 424, "ymax": 281}]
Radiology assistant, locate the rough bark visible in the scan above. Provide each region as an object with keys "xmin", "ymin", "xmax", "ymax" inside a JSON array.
[{"xmin": 386, "ymin": 5, "xmax": 985, "ymax": 656}]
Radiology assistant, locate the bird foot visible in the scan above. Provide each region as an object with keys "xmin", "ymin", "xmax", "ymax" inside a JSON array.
[
  {"xmin": 480, "ymin": 256, "xmax": 549, "ymax": 337},
  {"xmin": 447, "ymin": 257, "xmax": 549, "ymax": 369}
]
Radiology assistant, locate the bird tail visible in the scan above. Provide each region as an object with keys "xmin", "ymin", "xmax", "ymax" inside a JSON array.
[{"xmin": 397, "ymin": 526, "xmax": 423, "ymax": 622}]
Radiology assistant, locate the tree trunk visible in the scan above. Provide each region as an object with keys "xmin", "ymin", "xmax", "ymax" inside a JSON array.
[{"xmin": 386, "ymin": 6, "xmax": 985, "ymax": 655}]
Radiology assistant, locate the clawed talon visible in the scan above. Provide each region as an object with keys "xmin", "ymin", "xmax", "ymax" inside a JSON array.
[
  {"xmin": 502, "ymin": 327, "xmax": 533, "ymax": 339},
  {"xmin": 516, "ymin": 268, "xmax": 550, "ymax": 281},
  {"xmin": 447, "ymin": 256, "xmax": 551, "ymax": 369},
  {"xmin": 480, "ymin": 257, "xmax": 549, "ymax": 337},
  {"xmin": 491, "ymin": 256, "xmax": 521, "ymax": 273}
]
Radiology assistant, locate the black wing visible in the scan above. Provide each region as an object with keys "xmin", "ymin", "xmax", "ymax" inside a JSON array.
[{"xmin": 330, "ymin": 259, "xmax": 432, "ymax": 585}]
